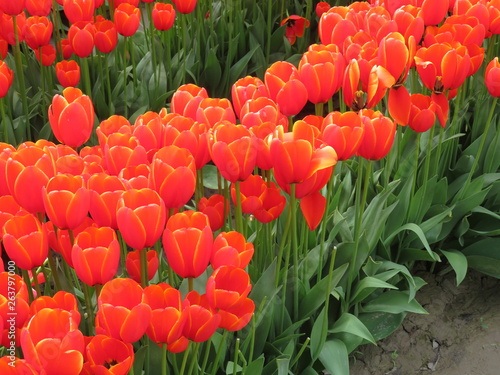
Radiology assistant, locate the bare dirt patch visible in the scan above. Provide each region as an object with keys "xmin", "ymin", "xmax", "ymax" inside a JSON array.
[{"xmin": 350, "ymin": 267, "xmax": 500, "ymax": 375}]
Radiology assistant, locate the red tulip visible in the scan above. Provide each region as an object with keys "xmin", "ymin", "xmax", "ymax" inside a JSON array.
[
  {"xmin": 357, "ymin": 109, "xmax": 396, "ymax": 160},
  {"xmin": 316, "ymin": 2, "xmax": 330, "ymax": 17},
  {"xmin": 126, "ymin": 249, "xmax": 159, "ymax": 283},
  {"xmin": 0, "ymin": 357, "xmax": 37, "ymax": 374},
  {"xmin": 72, "ymin": 226, "xmax": 120, "ymax": 286},
  {"xmin": 56, "ymin": 60, "xmax": 81, "ymax": 88},
  {"xmin": 152, "ymin": 3, "xmax": 176, "ymax": 31},
  {"xmin": 143, "ymin": 283, "xmax": 186, "ymax": 344},
  {"xmin": 0, "ymin": 272, "xmax": 30, "ymax": 347},
  {"xmin": 182, "ymin": 291, "xmax": 220, "ymax": 342},
  {"xmin": 209, "ymin": 121, "xmax": 257, "ymax": 183},
  {"xmin": 196, "ymin": 98, "xmax": 237, "ymax": 129},
  {"xmin": 68, "ymin": 21, "xmax": 96, "ymax": 58},
  {"xmin": 29, "ymin": 291, "xmax": 79, "ymax": 318},
  {"xmin": 64, "ymin": 0, "xmax": 95, "ymax": 24},
  {"xmin": 58, "ymin": 38, "xmax": 74, "ymax": 59},
  {"xmin": 162, "ymin": 210, "xmax": 213, "ymax": 278},
  {"xmin": 0, "ymin": 144, "xmax": 15, "ymax": 196},
  {"xmin": 321, "ymin": 111, "xmax": 364, "ymax": 161},
  {"xmin": 26, "ymin": 0, "xmax": 52, "ymax": 16},
  {"xmin": 217, "ymin": 297, "xmax": 254, "ymax": 331},
  {"xmin": 119, "ymin": 164, "xmax": 150, "ymax": 189},
  {"xmin": 171, "ymin": 84, "xmax": 208, "ymax": 119},
  {"xmin": 0, "ymin": 13, "xmax": 26, "ymax": 45},
  {"xmin": 85, "ymin": 335, "xmax": 134, "ymax": 375},
  {"xmin": 21, "ymin": 308, "xmax": 85, "ymax": 374},
  {"xmin": 34, "ymin": 43, "xmax": 56, "ymax": 66},
  {"xmin": 102, "ymin": 133, "xmax": 148, "ymax": 176},
  {"xmin": 485, "ymin": 57, "xmax": 500, "ymax": 97},
  {"xmin": 231, "ymin": 76, "xmax": 270, "ymax": 119},
  {"xmin": 23, "ymin": 16, "xmax": 53, "ymax": 50},
  {"xmin": 318, "ymin": 7, "xmax": 357, "ymax": 47},
  {"xmin": 114, "ymin": 3, "xmax": 140, "ymax": 37},
  {"xmin": 96, "ymin": 115, "xmax": 131, "ymax": 145},
  {"xmin": 0, "ymin": 36, "xmax": 7, "ymax": 59},
  {"xmin": 197, "ymin": 194, "xmax": 228, "ymax": 231},
  {"xmin": 48, "ymin": 87, "xmax": 95, "ymax": 148},
  {"xmin": 0, "ymin": 61, "xmax": 13, "ymax": 98},
  {"xmin": 281, "ymin": 15, "xmax": 310, "ymax": 45},
  {"xmin": 94, "ymin": 19, "xmax": 118, "ymax": 53},
  {"xmin": 300, "ymin": 191, "xmax": 326, "ymax": 231},
  {"xmin": 206, "ymin": 265, "xmax": 251, "ymax": 311},
  {"xmin": 211, "ymin": 231, "xmax": 254, "ymax": 270},
  {"xmin": 172, "ymin": 0, "xmax": 197, "ymax": 14},
  {"xmin": 239, "ymin": 97, "xmax": 287, "ymax": 129},
  {"xmin": 0, "ymin": 0, "xmax": 25, "ymax": 16},
  {"xmin": 393, "ymin": 6, "xmax": 424, "ymax": 45},
  {"xmin": 96, "ymin": 278, "xmax": 152, "ymax": 343},
  {"xmin": 116, "ymin": 188, "xmax": 167, "ymax": 250},
  {"xmin": 377, "ymin": 32, "xmax": 415, "ymax": 86},
  {"xmin": 88, "ymin": 173, "xmax": 129, "ymax": 229},
  {"xmin": 149, "ymin": 145, "xmax": 197, "ymax": 209}
]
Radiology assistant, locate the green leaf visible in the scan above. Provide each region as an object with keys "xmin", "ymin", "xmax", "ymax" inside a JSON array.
[
  {"xmin": 310, "ymin": 307, "xmax": 327, "ymax": 360},
  {"xmin": 350, "ymin": 276, "xmax": 399, "ymax": 305},
  {"xmin": 246, "ymin": 356, "xmax": 264, "ymax": 375},
  {"xmin": 203, "ymin": 48, "xmax": 222, "ymax": 94},
  {"xmin": 229, "ymin": 44, "xmax": 260, "ymax": 86},
  {"xmin": 319, "ymin": 339, "xmax": 349, "ymax": 375},
  {"xmin": 276, "ymin": 358, "xmax": 290, "ymax": 375},
  {"xmin": 358, "ymin": 311, "xmax": 407, "ymax": 341},
  {"xmin": 202, "ymin": 164, "xmax": 219, "ymax": 190},
  {"xmin": 384, "ymin": 223, "xmax": 440, "ymax": 261},
  {"xmin": 462, "ymin": 238, "xmax": 500, "ymax": 278},
  {"xmin": 329, "ymin": 312, "xmax": 376, "ymax": 345},
  {"xmin": 441, "ymin": 249, "xmax": 468, "ymax": 285},
  {"xmin": 362, "ymin": 291, "xmax": 428, "ymax": 315}
]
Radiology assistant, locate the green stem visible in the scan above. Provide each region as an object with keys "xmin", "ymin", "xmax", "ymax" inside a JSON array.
[
  {"xmin": 179, "ymin": 343, "xmax": 191, "ymax": 375},
  {"xmin": 47, "ymin": 251, "xmax": 63, "ymax": 292},
  {"xmin": 122, "ymin": 36, "xmax": 128, "ymax": 118},
  {"xmin": 32, "ymin": 267, "xmax": 41, "ymax": 297},
  {"xmin": 188, "ymin": 277, "xmax": 194, "ymax": 292},
  {"xmin": 103, "ymin": 53, "xmax": 113, "ymax": 113},
  {"xmin": 290, "ymin": 184, "xmax": 299, "ymax": 322},
  {"xmin": 320, "ymin": 246, "xmax": 337, "ymax": 348},
  {"xmin": 22, "ymin": 269, "xmax": 35, "ymax": 303},
  {"xmin": 318, "ymin": 174, "xmax": 334, "ymax": 280},
  {"xmin": 12, "ymin": 16, "xmax": 30, "ymax": 141},
  {"xmin": 315, "ymin": 102, "xmax": 324, "ymax": 117},
  {"xmin": 274, "ymin": 199, "xmax": 292, "ymax": 287},
  {"xmin": 232, "ymin": 338, "xmax": 240, "ymax": 375},
  {"xmin": 0, "ymin": 98, "xmax": 11, "ymax": 143},
  {"xmin": 81, "ymin": 57, "xmax": 92, "ymax": 98},
  {"xmin": 128, "ymin": 37, "xmax": 138, "ymax": 91},
  {"xmin": 82, "ymin": 283, "xmax": 95, "ymax": 334},
  {"xmin": 210, "ymin": 330, "xmax": 228, "ymax": 375},
  {"xmin": 234, "ymin": 181, "xmax": 245, "ymax": 236},
  {"xmin": 187, "ymin": 342, "xmax": 200, "ymax": 375}
]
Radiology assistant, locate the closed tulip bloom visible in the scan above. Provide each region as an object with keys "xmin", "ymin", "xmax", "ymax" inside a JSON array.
[
  {"xmin": 0, "ymin": 273, "xmax": 30, "ymax": 347},
  {"xmin": 172, "ymin": 0, "xmax": 197, "ymax": 14},
  {"xmin": 72, "ymin": 226, "xmax": 120, "ymax": 286},
  {"xmin": 143, "ymin": 283, "xmax": 185, "ymax": 344},
  {"xmin": 5, "ymin": 146, "xmax": 56, "ymax": 213},
  {"xmin": 0, "ymin": 13, "xmax": 26, "ymax": 45},
  {"xmin": 56, "ymin": 60, "xmax": 81, "ymax": 88},
  {"xmin": 218, "ymin": 298, "xmax": 254, "ymax": 331},
  {"xmin": 171, "ymin": 84, "xmax": 208, "ymax": 119},
  {"xmin": 231, "ymin": 76, "xmax": 270, "ymax": 119},
  {"xmin": 26, "ymin": 0, "xmax": 52, "ymax": 16},
  {"xmin": 197, "ymin": 194, "xmax": 228, "ymax": 231},
  {"xmin": 42, "ymin": 174, "xmax": 89, "ymax": 230},
  {"xmin": 94, "ymin": 19, "xmax": 118, "ymax": 53},
  {"xmin": 316, "ymin": 2, "xmax": 330, "ymax": 17},
  {"xmin": 85, "ymin": 335, "xmax": 134, "ymax": 375},
  {"xmin": 48, "ymin": 87, "xmax": 95, "ymax": 148},
  {"xmin": 357, "ymin": 109, "xmax": 396, "ymax": 160},
  {"xmin": 23, "ymin": 16, "xmax": 53, "ymax": 50},
  {"xmin": 68, "ymin": 21, "xmax": 96, "ymax": 58},
  {"xmin": 149, "ymin": 145, "xmax": 197, "ymax": 209},
  {"xmin": 102, "ymin": 133, "xmax": 148, "ymax": 176},
  {"xmin": 21, "ymin": 308, "xmax": 84, "ymax": 374},
  {"xmin": 0, "ymin": 61, "xmax": 14, "ymax": 98},
  {"xmin": 321, "ymin": 111, "xmax": 364, "ymax": 161},
  {"xmin": 119, "ymin": 164, "xmax": 150, "ymax": 189},
  {"xmin": 0, "ymin": 196, "xmax": 23, "ymax": 243},
  {"xmin": 58, "ymin": 37, "xmax": 74, "ymax": 59},
  {"xmin": 29, "ymin": 290, "xmax": 79, "ymax": 318},
  {"xmin": 393, "ymin": 6, "xmax": 424, "ymax": 45},
  {"xmin": 116, "ymin": 188, "xmax": 167, "ymax": 250},
  {"xmin": 0, "ymin": 0, "xmax": 25, "ymax": 15},
  {"xmin": 239, "ymin": 97, "xmax": 287, "ymax": 129},
  {"xmin": 96, "ymin": 278, "xmax": 152, "ymax": 343},
  {"xmin": 182, "ymin": 291, "xmax": 220, "ymax": 342},
  {"xmin": 152, "ymin": 3, "xmax": 176, "ymax": 31},
  {"xmin": 114, "ymin": 3, "xmax": 140, "ymax": 37},
  {"xmin": 300, "ymin": 191, "xmax": 326, "ymax": 231},
  {"xmin": 96, "ymin": 115, "xmax": 131, "ymax": 145},
  {"xmin": 485, "ymin": 57, "xmax": 500, "ymax": 97},
  {"xmin": 196, "ymin": 98, "xmax": 237, "ymax": 129},
  {"xmin": 230, "ymin": 174, "xmax": 274, "ymax": 215},
  {"xmin": 206, "ymin": 266, "xmax": 251, "ymax": 311},
  {"xmin": 209, "ymin": 121, "xmax": 257, "ymax": 183},
  {"xmin": 318, "ymin": 7, "xmax": 357, "ymax": 47},
  {"xmin": 0, "ymin": 36, "xmax": 7, "ymax": 59},
  {"xmin": 34, "ymin": 43, "xmax": 56, "ymax": 66},
  {"xmin": 0, "ymin": 357, "xmax": 37, "ymax": 374},
  {"xmin": 162, "ymin": 211, "xmax": 213, "ymax": 278},
  {"xmin": 132, "ymin": 111, "xmax": 164, "ymax": 157},
  {"xmin": 88, "ymin": 173, "xmax": 129, "ymax": 229},
  {"xmin": 126, "ymin": 249, "xmax": 159, "ymax": 283},
  {"xmin": 211, "ymin": 231, "xmax": 254, "ymax": 269},
  {"xmin": 0, "ymin": 144, "xmax": 15, "ymax": 196},
  {"xmin": 407, "ymin": 94, "xmax": 438, "ymax": 133},
  {"xmin": 63, "ymin": 0, "xmax": 95, "ymax": 24}
]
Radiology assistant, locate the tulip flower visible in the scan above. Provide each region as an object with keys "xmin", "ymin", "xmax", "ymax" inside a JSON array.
[
  {"xmin": 321, "ymin": 111, "xmax": 364, "ymax": 161},
  {"xmin": 64, "ymin": 0, "xmax": 95, "ymax": 24},
  {"xmin": 357, "ymin": 109, "xmax": 396, "ymax": 160},
  {"xmin": 114, "ymin": 3, "xmax": 141, "ymax": 37},
  {"xmin": 88, "ymin": 173, "xmax": 129, "ymax": 229},
  {"xmin": 34, "ymin": 43, "xmax": 56, "ymax": 66},
  {"xmin": 23, "ymin": 16, "xmax": 53, "ymax": 50},
  {"xmin": 96, "ymin": 115, "xmax": 131, "ymax": 145},
  {"xmin": 196, "ymin": 98, "xmax": 237, "ymax": 129},
  {"xmin": 172, "ymin": 0, "xmax": 197, "ymax": 14},
  {"xmin": 152, "ymin": 3, "xmax": 176, "ymax": 31},
  {"xmin": 171, "ymin": 84, "xmax": 208, "ymax": 119},
  {"xmin": 56, "ymin": 60, "xmax": 81, "ymax": 88},
  {"xmin": 21, "ymin": 308, "xmax": 85, "ymax": 374},
  {"xmin": 218, "ymin": 297, "xmax": 255, "ymax": 331},
  {"xmin": 0, "ymin": 196, "xmax": 23, "ymax": 242},
  {"xmin": 72, "ymin": 226, "xmax": 120, "ymax": 286},
  {"xmin": 300, "ymin": 191, "xmax": 326, "ymax": 231},
  {"xmin": 48, "ymin": 87, "xmax": 95, "ymax": 148},
  {"xmin": 209, "ymin": 121, "xmax": 257, "ymax": 183},
  {"xmin": 126, "ymin": 249, "xmax": 159, "ymax": 283},
  {"xmin": 116, "ymin": 188, "xmax": 167, "ymax": 250},
  {"xmin": 239, "ymin": 97, "xmax": 288, "ymax": 129},
  {"xmin": 94, "ymin": 19, "xmax": 118, "ymax": 53},
  {"xmin": 162, "ymin": 210, "xmax": 213, "ymax": 278},
  {"xmin": 231, "ymin": 76, "xmax": 270, "ymax": 119},
  {"xmin": 85, "ymin": 335, "xmax": 135, "ymax": 375},
  {"xmin": 229, "ymin": 174, "xmax": 282, "ymax": 217},
  {"xmin": 149, "ymin": 145, "xmax": 197, "ymax": 209},
  {"xmin": 0, "ymin": 357, "xmax": 37, "ymax": 374},
  {"xmin": 58, "ymin": 38, "xmax": 74, "ymax": 59},
  {"xmin": 26, "ymin": 0, "xmax": 52, "ymax": 16},
  {"xmin": 0, "ymin": 272, "xmax": 30, "ymax": 347},
  {"xmin": 102, "ymin": 133, "xmax": 148, "ymax": 176},
  {"xmin": 377, "ymin": 32, "xmax": 415, "ymax": 86},
  {"xmin": 281, "ymin": 15, "xmax": 310, "ymax": 45},
  {"xmin": 0, "ymin": 61, "xmax": 14, "ymax": 98},
  {"xmin": 119, "ymin": 164, "xmax": 150, "ymax": 189},
  {"xmin": 0, "ymin": 144, "xmax": 15, "ymax": 196},
  {"xmin": 96, "ymin": 278, "xmax": 152, "ymax": 343},
  {"xmin": 143, "ymin": 283, "xmax": 186, "ymax": 344},
  {"xmin": 393, "ymin": 6, "xmax": 424, "ymax": 44},
  {"xmin": 182, "ymin": 291, "xmax": 220, "ymax": 342},
  {"xmin": 198, "ymin": 194, "xmax": 228, "ymax": 231},
  {"xmin": 42, "ymin": 174, "xmax": 90, "ymax": 230},
  {"xmin": 0, "ymin": 37, "xmax": 7, "ymax": 59},
  {"xmin": 211, "ymin": 231, "xmax": 254, "ymax": 270},
  {"xmin": 29, "ymin": 291, "xmax": 79, "ymax": 318},
  {"xmin": 131, "ymin": 111, "xmax": 163, "ymax": 157},
  {"xmin": 206, "ymin": 265, "xmax": 251, "ymax": 311},
  {"xmin": 485, "ymin": 57, "xmax": 500, "ymax": 97},
  {"xmin": 68, "ymin": 21, "xmax": 96, "ymax": 58},
  {"xmin": 0, "ymin": 0, "xmax": 25, "ymax": 15},
  {"xmin": 318, "ymin": 8, "xmax": 357, "ymax": 47},
  {"xmin": 0, "ymin": 12, "xmax": 26, "ymax": 45}
]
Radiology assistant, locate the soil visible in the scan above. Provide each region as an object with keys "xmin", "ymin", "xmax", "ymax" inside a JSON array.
[{"xmin": 349, "ymin": 267, "xmax": 500, "ymax": 375}]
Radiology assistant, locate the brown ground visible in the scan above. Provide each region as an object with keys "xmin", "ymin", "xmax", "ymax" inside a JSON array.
[{"xmin": 350, "ymin": 267, "xmax": 500, "ymax": 375}]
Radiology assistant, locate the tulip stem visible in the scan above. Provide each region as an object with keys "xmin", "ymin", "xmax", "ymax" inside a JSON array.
[
  {"xmin": 234, "ymin": 181, "xmax": 245, "ymax": 237},
  {"xmin": 232, "ymin": 338, "xmax": 240, "ymax": 375},
  {"xmin": 187, "ymin": 342, "xmax": 200, "ymax": 375},
  {"xmin": 32, "ymin": 267, "xmax": 42, "ymax": 297},
  {"xmin": 162, "ymin": 343, "xmax": 168, "ymax": 375},
  {"xmin": 290, "ymin": 184, "xmax": 299, "ymax": 322},
  {"xmin": 81, "ymin": 57, "xmax": 92, "ymax": 98},
  {"xmin": 47, "ymin": 251, "xmax": 63, "ymax": 292},
  {"xmin": 274, "ymin": 197, "xmax": 292, "ymax": 287},
  {"xmin": 318, "ymin": 174, "xmax": 334, "ymax": 281},
  {"xmin": 140, "ymin": 248, "xmax": 148, "ymax": 287},
  {"xmin": 179, "ymin": 343, "xmax": 190, "ymax": 375},
  {"xmin": 103, "ymin": 53, "xmax": 113, "ymax": 113},
  {"xmin": 0, "ymin": 98, "xmax": 10, "ymax": 143},
  {"xmin": 188, "ymin": 277, "xmax": 194, "ymax": 292},
  {"xmin": 210, "ymin": 330, "xmax": 228, "ymax": 375},
  {"xmin": 12, "ymin": 16, "xmax": 30, "ymax": 142},
  {"xmin": 82, "ymin": 283, "xmax": 95, "ymax": 335},
  {"xmin": 122, "ymin": 36, "xmax": 128, "ymax": 118},
  {"xmin": 315, "ymin": 102, "xmax": 324, "ymax": 117},
  {"xmin": 22, "ymin": 269, "xmax": 35, "ymax": 303}
]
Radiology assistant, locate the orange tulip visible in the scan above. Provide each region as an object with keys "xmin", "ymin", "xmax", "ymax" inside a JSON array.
[
  {"xmin": 0, "ymin": 144, "xmax": 15, "ymax": 196},
  {"xmin": 96, "ymin": 278, "xmax": 152, "ymax": 343},
  {"xmin": 321, "ymin": 111, "xmax": 364, "ymax": 161},
  {"xmin": 182, "ymin": 291, "xmax": 220, "ymax": 342},
  {"xmin": 63, "ymin": 0, "xmax": 95, "ymax": 24},
  {"xmin": 300, "ymin": 191, "xmax": 326, "ymax": 231},
  {"xmin": 68, "ymin": 21, "xmax": 96, "ymax": 58},
  {"xmin": 94, "ymin": 18, "xmax": 118, "ymax": 53},
  {"xmin": 162, "ymin": 211, "xmax": 213, "ymax": 278},
  {"xmin": 172, "ymin": 0, "xmax": 197, "ymax": 14},
  {"xmin": 102, "ymin": 133, "xmax": 148, "ymax": 175},
  {"xmin": 318, "ymin": 7, "xmax": 357, "ymax": 47},
  {"xmin": 34, "ymin": 43, "xmax": 56, "ymax": 66},
  {"xmin": 0, "ymin": 357, "xmax": 37, "ymax": 374},
  {"xmin": 0, "ymin": 13, "xmax": 26, "ymax": 45},
  {"xmin": 23, "ymin": 16, "xmax": 53, "ymax": 50},
  {"xmin": 126, "ymin": 249, "xmax": 159, "ymax": 283},
  {"xmin": 316, "ymin": 2, "xmax": 331, "ymax": 17},
  {"xmin": 96, "ymin": 115, "xmax": 131, "ymax": 145},
  {"xmin": 377, "ymin": 32, "xmax": 415, "ymax": 86},
  {"xmin": 85, "ymin": 335, "xmax": 134, "ymax": 375},
  {"xmin": 209, "ymin": 121, "xmax": 257, "ymax": 183},
  {"xmin": 114, "ymin": 3, "xmax": 140, "ymax": 37},
  {"xmin": 119, "ymin": 164, "xmax": 150, "ymax": 189},
  {"xmin": 26, "ymin": 0, "xmax": 52, "ymax": 16},
  {"xmin": 197, "ymin": 194, "xmax": 228, "ymax": 231},
  {"xmin": 48, "ymin": 87, "xmax": 95, "ymax": 148},
  {"xmin": 152, "ymin": 3, "xmax": 176, "ymax": 31},
  {"xmin": 58, "ymin": 37, "xmax": 74, "ymax": 59},
  {"xmin": 0, "ymin": 61, "xmax": 13, "ymax": 99},
  {"xmin": 357, "ymin": 109, "xmax": 396, "ymax": 160},
  {"xmin": 72, "ymin": 226, "xmax": 120, "ymax": 286},
  {"xmin": 29, "ymin": 291, "xmax": 79, "ymax": 318},
  {"xmin": 239, "ymin": 96, "xmax": 288, "ymax": 129},
  {"xmin": 21, "ymin": 308, "xmax": 85, "ymax": 374},
  {"xmin": 42, "ymin": 174, "xmax": 90, "ymax": 230},
  {"xmin": 211, "ymin": 231, "xmax": 254, "ymax": 270},
  {"xmin": 196, "ymin": 98, "xmax": 237, "ymax": 129},
  {"xmin": 88, "ymin": 173, "xmax": 129, "ymax": 229},
  {"xmin": 217, "ymin": 297, "xmax": 254, "ymax": 331},
  {"xmin": 171, "ymin": 84, "xmax": 208, "ymax": 120},
  {"xmin": 485, "ymin": 57, "xmax": 500, "ymax": 97},
  {"xmin": 0, "ymin": 272, "xmax": 30, "ymax": 347},
  {"xmin": 393, "ymin": 6, "xmax": 425, "ymax": 45},
  {"xmin": 281, "ymin": 15, "xmax": 310, "ymax": 45},
  {"xmin": 0, "ymin": 196, "xmax": 23, "ymax": 244},
  {"xmin": 206, "ymin": 265, "xmax": 251, "ymax": 311},
  {"xmin": 116, "ymin": 188, "xmax": 167, "ymax": 250},
  {"xmin": 143, "ymin": 283, "xmax": 186, "ymax": 344},
  {"xmin": 231, "ymin": 76, "xmax": 270, "ymax": 119},
  {"xmin": 56, "ymin": 60, "xmax": 81, "ymax": 88}
]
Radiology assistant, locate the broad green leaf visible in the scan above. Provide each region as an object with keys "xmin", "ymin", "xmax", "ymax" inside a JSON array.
[
  {"xmin": 310, "ymin": 307, "xmax": 327, "ymax": 360},
  {"xmin": 229, "ymin": 44, "xmax": 260, "ymax": 86},
  {"xmin": 246, "ymin": 356, "xmax": 264, "ymax": 375},
  {"xmin": 329, "ymin": 312, "xmax": 376, "ymax": 345},
  {"xmin": 319, "ymin": 339, "xmax": 349, "ymax": 375},
  {"xmin": 225, "ymin": 362, "xmax": 243, "ymax": 374},
  {"xmin": 358, "ymin": 311, "xmax": 407, "ymax": 341},
  {"xmin": 350, "ymin": 276, "xmax": 398, "ymax": 305},
  {"xmin": 297, "ymin": 241, "xmax": 332, "ymax": 282},
  {"xmin": 202, "ymin": 164, "xmax": 219, "ymax": 190},
  {"xmin": 362, "ymin": 291, "xmax": 428, "ymax": 315},
  {"xmin": 384, "ymin": 223, "xmax": 440, "ymax": 261},
  {"xmin": 440, "ymin": 250, "xmax": 468, "ymax": 285},
  {"xmin": 203, "ymin": 49, "xmax": 222, "ymax": 94},
  {"xmin": 276, "ymin": 358, "xmax": 290, "ymax": 375}
]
